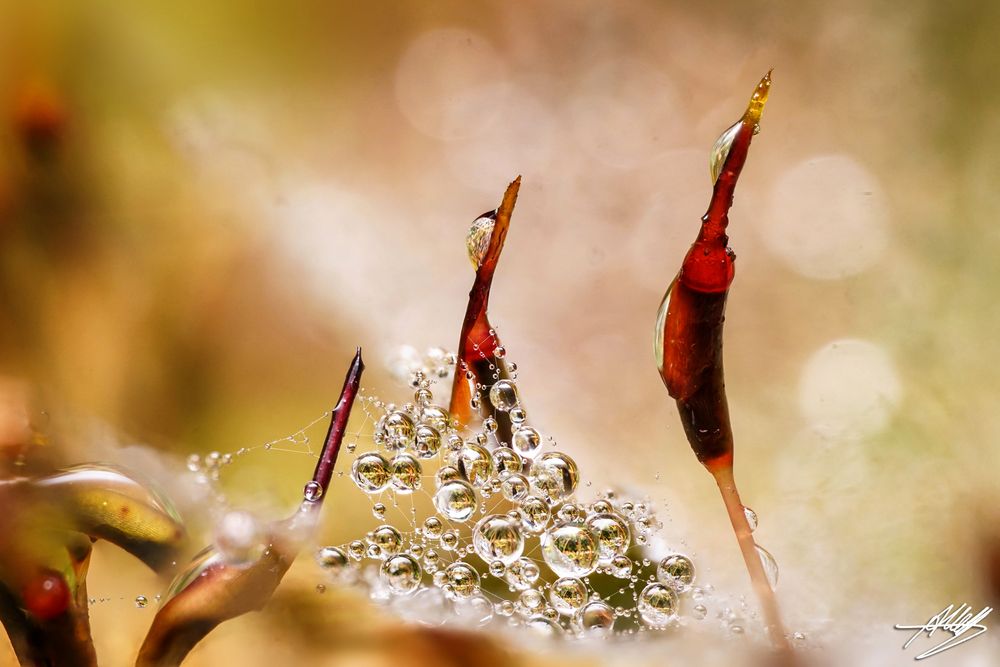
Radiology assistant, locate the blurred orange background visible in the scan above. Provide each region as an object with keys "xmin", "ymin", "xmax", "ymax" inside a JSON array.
[{"xmin": 1, "ymin": 1, "xmax": 998, "ymax": 665}]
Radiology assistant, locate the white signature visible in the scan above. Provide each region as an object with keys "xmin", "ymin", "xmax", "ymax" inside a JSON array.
[{"xmin": 894, "ymin": 603, "xmax": 993, "ymax": 660}]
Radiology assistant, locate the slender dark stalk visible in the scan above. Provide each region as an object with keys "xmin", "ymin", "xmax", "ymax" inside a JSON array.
[{"xmin": 311, "ymin": 347, "xmax": 364, "ymax": 497}]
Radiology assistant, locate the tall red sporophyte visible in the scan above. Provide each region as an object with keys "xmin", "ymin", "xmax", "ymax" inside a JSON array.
[{"xmin": 654, "ymin": 72, "xmax": 794, "ymax": 657}]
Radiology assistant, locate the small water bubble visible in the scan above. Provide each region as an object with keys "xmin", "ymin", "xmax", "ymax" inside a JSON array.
[
  {"xmin": 577, "ymin": 600, "xmax": 615, "ymax": 636},
  {"xmin": 134, "ymin": 595, "xmax": 148, "ymax": 609},
  {"xmin": 372, "ymin": 503, "xmax": 387, "ymax": 520},
  {"xmin": 303, "ymin": 481, "xmax": 323, "ymax": 502}
]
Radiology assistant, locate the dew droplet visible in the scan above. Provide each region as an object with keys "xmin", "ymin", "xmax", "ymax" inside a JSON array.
[
  {"xmin": 541, "ymin": 523, "xmax": 600, "ymax": 577},
  {"xmin": 351, "ymin": 452, "xmax": 391, "ymax": 493},
  {"xmin": 473, "ymin": 514, "xmax": 524, "ymax": 565},
  {"xmin": 657, "ymin": 554, "xmax": 696, "ymax": 589},
  {"xmin": 518, "ymin": 495, "xmax": 550, "ymax": 533},
  {"xmin": 530, "ymin": 452, "xmax": 579, "ymax": 503},
  {"xmin": 756, "ymin": 545, "xmax": 779, "ymax": 588},
  {"xmin": 638, "ymin": 583, "xmax": 678, "ymax": 627},
  {"xmin": 381, "ymin": 554, "xmax": 422, "ymax": 596},
  {"xmin": 389, "ymin": 453, "xmax": 422, "ymax": 494},
  {"xmin": 744, "ymin": 505, "xmax": 758, "ymax": 532},
  {"xmin": 491, "ymin": 447, "xmax": 523, "ymax": 476},
  {"xmin": 576, "ymin": 600, "xmax": 615, "ymax": 636},
  {"xmin": 466, "ymin": 214, "xmax": 496, "ymax": 268},
  {"xmin": 368, "ymin": 525, "xmax": 403, "ymax": 559},
  {"xmin": 511, "ymin": 426, "xmax": 542, "ymax": 458},
  {"xmin": 443, "ymin": 562, "xmax": 480, "ymax": 599},
  {"xmin": 303, "ymin": 481, "xmax": 323, "ymax": 502},
  {"xmin": 316, "ymin": 546, "xmax": 352, "ymax": 582},
  {"xmin": 585, "ymin": 513, "xmax": 631, "ymax": 564},
  {"xmin": 519, "ymin": 588, "xmax": 544, "ymax": 611},
  {"xmin": 413, "ymin": 424, "xmax": 442, "ymax": 459},
  {"xmin": 422, "ymin": 516, "xmax": 443, "ymax": 539},
  {"xmin": 501, "ymin": 473, "xmax": 529, "ymax": 501},
  {"xmin": 379, "ymin": 411, "xmax": 416, "ymax": 450},
  {"xmin": 549, "ymin": 577, "xmax": 587, "ymax": 616},
  {"xmin": 434, "ymin": 480, "xmax": 477, "ymax": 522},
  {"xmin": 488, "ymin": 380, "xmax": 519, "ymax": 411},
  {"xmin": 134, "ymin": 595, "xmax": 148, "ymax": 609},
  {"xmin": 372, "ymin": 503, "xmax": 387, "ymax": 520},
  {"xmin": 454, "ymin": 443, "xmax": 494, "ymax": 487}
]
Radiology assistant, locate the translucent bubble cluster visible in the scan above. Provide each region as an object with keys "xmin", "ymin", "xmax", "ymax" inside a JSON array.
[
  {"xmin": 314, "ymin": 341, "xmax": 713, "ymax": 639},
  {"xmin": 206, "ymin": 338, "xmax": 716, "ymax": 640}
]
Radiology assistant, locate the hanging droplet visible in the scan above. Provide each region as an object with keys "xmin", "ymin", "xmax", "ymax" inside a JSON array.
[
  {"xmin": 466, "ymin": 214, "xmax": 496, "ymax": 268},
  {"xmin": 351, "ymin": 452, "xmax": 391, "ymax": 493},
  {"xmin": 443, "ymin": 562, "xmax": 480, "ymax": 599},
  {"xmin": 709, "ymin": 121, "xmax": 741, "ymax": 184},
  {"xmin": 134, "ymin": 595, "xmax": 148, "ymax": 609},
  {"xmin": 743, "ymin": 505, "xmax": 758, "ymax": 532},
  {"xmin": 756, "ymin": 545, "xmax": 779, "ymax": 588},
  {"xmin": 512, "ymin": 426, "xmax": 542, "ymax": 458}
]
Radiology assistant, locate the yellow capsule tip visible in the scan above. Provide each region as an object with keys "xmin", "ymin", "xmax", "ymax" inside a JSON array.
[{"xmin": 743, "ymin": 69, "xmax": 772, "ymax": 126}]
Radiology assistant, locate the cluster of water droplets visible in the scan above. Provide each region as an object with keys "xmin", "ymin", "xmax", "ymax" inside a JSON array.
[
  {"xmin": 167, "ymin": 340, "xmax": 781, "ymax": 643},
  {"xmin": 300, "ymin": 340, "xmax": 719, "ymax": 639}
]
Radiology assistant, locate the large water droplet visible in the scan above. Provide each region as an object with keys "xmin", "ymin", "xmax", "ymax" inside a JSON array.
[
  {"xmin": 638, "ymin": 582, "xmax": 678, "ymax": 627},
  {"xmin": 541, "ymin": 523, "xmax": 599, "ymax": 577},
  {"xmin": 656, "ymin": 554, "xmax": 695, "ymax": 589},
  {"xmin": 443, "ymin": 562, "xmax": 480, "ymax": 599},
  {"xmin": 472, "ymin": 514, "xmax": 524, "ymax": 565},
  {"xmin": 466, "ymin": 214, "xmax": 496, "ymax": 268},
  {"xmin": 549, "ymin": 577, "xmax": 587, "ymax": 616},
  {"xmin": 530, "ymin": 452, "xmax": 579, "ymax": 503},
  {"xmin": 488, "ymin": 380, "xmax": 519, "ymax": 411},
  {"xmin": 585, "ymin": 513, "xmax": 631, "ymax": 564},
  {"xmin": 389, "ymin": 453, "xmax": 422, "ymax": 494},
  {"xmin": 351, "ymin": 452, "xmax": 391, "ymax": 493},
  {"xmin": 434, "ymin": 480, "xmax": 477, "ymax": 522},
  {"xmin": 576, "ymin": 600, "xmax": 615, "ymax": 636},
  {"xmin": 709, "ymin": 121, "xmax": 741, "ymax": 184},
  {"xmin": 381, "ymin": 554, "xmax": 422, "ymax": 596},
  {"xmin": 511, "ymin": 426, "xmax": 543, "ymax": 458}
]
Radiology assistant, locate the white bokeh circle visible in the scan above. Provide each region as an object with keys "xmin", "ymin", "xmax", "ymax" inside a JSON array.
[{"xmin": 761, "ymin": 154, "xmax": 889, "ymax": 280}]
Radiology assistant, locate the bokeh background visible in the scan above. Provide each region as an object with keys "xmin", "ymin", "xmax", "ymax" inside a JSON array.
[{"xmin": 2, "ymin": 1, "xmax": 999, "ymax": 665}]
